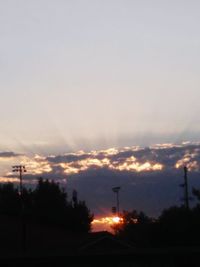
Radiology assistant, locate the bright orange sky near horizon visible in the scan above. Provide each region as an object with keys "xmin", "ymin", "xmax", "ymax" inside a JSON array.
[{"xmin": 92, "ymin": 216, "xmax": 123, "ymax": 232}]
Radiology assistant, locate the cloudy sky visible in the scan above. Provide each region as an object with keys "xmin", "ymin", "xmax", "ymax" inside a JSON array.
[
  {"xmin": 1, "ymin": 1, "xmax": 200, "ymax": 228},
  {"xmin": 1, "ymin": 142, "xmax": 200, "ymax": 220},
  {"xmin": 1, "ymin": 0, "xmax": 200, "ymax": 153}
]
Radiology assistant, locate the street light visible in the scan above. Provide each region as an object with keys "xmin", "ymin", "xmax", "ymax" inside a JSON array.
[
  {"xmin": 12, "ymin": 165, "xmax": 27, "ymax": 252},
  {"xmin": 12, "ymin": 165, "xmax": 26, "ymax": 196},
  {"xmin": 112, "ymin": 186, "xmax": 121, "ymax": 216},
  {"xmin": 179, "ymin": 166, "xmax": 190, "ymax": 210}
]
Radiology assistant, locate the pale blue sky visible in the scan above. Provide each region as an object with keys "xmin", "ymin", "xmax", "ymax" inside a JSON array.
[{"xmin": 0, "ymin": 0, "xmax": 200, "ymax": 154}]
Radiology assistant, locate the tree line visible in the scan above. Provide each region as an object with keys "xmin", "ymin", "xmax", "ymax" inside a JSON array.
[
  {"xmin": 1, "ymin": 178, "xmax": 200, "ymax": 246},
  {"xmin": 0, "ymin": 178, "xmax": 93, "ymax": 233},
  {"xmin": 113, "ymin": 188, "xmax": 200, "ymax": 246}
]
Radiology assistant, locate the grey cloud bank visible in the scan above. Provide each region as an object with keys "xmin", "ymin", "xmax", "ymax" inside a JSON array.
[{"xmin": 2, "ymin": 142, "xmax": 200, "ymax": 217}]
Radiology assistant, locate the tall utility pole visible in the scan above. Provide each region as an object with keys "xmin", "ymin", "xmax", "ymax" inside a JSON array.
[
  {"xmin": 180, "ymin": 166, "xmax": 189, "ymax": 210},
  {"xmin": 112, "ymin": 186, "xmax": 121, "ymax": 216},
  {"xmin": 184, "ymin": 166, "xmax": 189, "ymax": 210},
  {"xmin": 12, "ymin": 165, "xmax": 26, "ymax": 196},
  {"xmin": 72, "ymin": 189, "xmax": 78, "ymax": 207},
  {"xmin": 12, "ymin": 165, "xmax": 27, "ymax": 252}
]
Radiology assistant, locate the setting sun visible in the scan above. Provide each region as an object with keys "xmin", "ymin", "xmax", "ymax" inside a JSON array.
[
  {"xmin": 92, "ymin": 216, "xmax": 123, "ymax": 232},
  {"xmin": 112, "ymin": 216, "xmax": 123, "ymax": 224}
]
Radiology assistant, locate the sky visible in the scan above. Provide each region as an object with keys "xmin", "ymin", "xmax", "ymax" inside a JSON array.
[
  {"xmin": 0, "ymin": 0, "xmax": 200, "ymax": 153},
  {"xmin": 1, "ymin": 1, "xmax": 200, "ymax": 231}
]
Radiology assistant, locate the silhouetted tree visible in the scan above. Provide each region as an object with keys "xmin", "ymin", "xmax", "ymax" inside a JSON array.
[
  {"xmin": 32, "ymin": 179, "xmax": 93, "ymax": 232},
  {"xmin": 67, "ymin": 200, "xmax": 93, "ymax": 232},
  {"xmin": 0, "ymin": 179, "xmax": 93, "ymax": 233},
  {"xmin": 32, "ymin": 178, "xmax": 67, "ymax": 225},
  {"xmin": 113, "ymin": 210, "xmax": 154, "ymax": 246},
  {"xmin": 192, "ymin": 187, "xmax": 200, "ymax": 204},
  {"xmin": 158, "ymin": 206, "xmax": 192, "ymax": 245},
  {"xmin": 0, "ymin": 183, "xmax": 20, "ymax": 215}
]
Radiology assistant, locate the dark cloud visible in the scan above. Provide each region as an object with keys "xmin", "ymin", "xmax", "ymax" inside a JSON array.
[
  {"xmin": 0, "ymin": 151, "xmax": 20, "ymax": 158},
  {"xmin": 6, "ymin": 143, "xmax": 200, "ymax": 218},
  {"xmin": 65, "ymin": 168, "xmax": 200, "ymax": 217},
  {"xmin": 106, "ymin": 144, "xmax": 200, "ymax": 170},
  {"xmin": 47, "ymin": 154, "xmax": 90, "ymax": 163},
  {"xmin": 45, "ymin": 144, "xmax": 194, "ymax": 168},
  {"xmin": 23, "ymin": 167, "xmax": 199, "ymax": 218}
]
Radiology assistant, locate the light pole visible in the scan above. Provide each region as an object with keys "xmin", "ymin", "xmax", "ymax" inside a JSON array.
[
  {"xmin": 12, "ymin": 165, "xmax": 26, "ymax": 196},
  {"xmin": 183, "ymin": 166, "xmax": 189, "ymax": 210},
  {"xmin": 112, "ymin": 186, "xmax": 121, "ymax": 217},
  {"xmin": 12, "ymin": 165, "xmax": 27, "ymax": 252},
  {"xmin": 179, "ymin": 166, "xmax": 190, "ymax": 210}
]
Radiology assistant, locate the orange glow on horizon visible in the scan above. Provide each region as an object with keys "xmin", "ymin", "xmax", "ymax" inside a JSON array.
[
  {"xmin": 92, "ymin": 216, "xmax": 123, "ymax": 232},
  {"xmin": 0, "ymin": 177, "xmax": 19, "ymax": 183}
]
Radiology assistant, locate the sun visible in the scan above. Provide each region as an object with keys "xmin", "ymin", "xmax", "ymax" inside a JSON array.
[{"xmin": 112, "ymin": 216, "xmax": 123, "ymax": 223}]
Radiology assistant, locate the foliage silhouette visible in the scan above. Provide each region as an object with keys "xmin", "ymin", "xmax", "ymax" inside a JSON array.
[
  {"xmin": 0, "ymin": 183, "xmax": 20, "ymax": 215},
  {"xmin": 114, "ymin": 202, "xmax": 200, "ymax": 246},
  {"xmin": 113, "ymin": 210, "xmax": 155, "ymax": 246},
  {"xmin": 3, "ymin": 180, "xmax": 200, "ymax": 246},
  {"xmin": 32, "ymin": 178, "xmax": 67, "ymax": 226},
  {"xmin": 0, "ymin": 179, "xmax": 93, "ymax": 233},
  {"xmin": 66, "ymin": 200, "xmax": 93, "ymax": 233}
]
